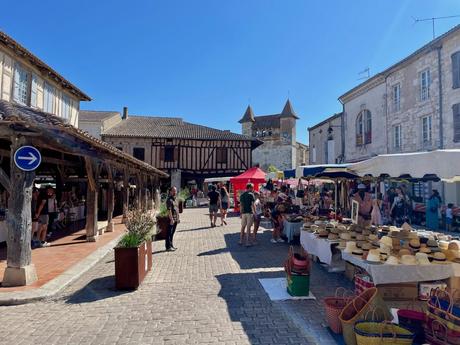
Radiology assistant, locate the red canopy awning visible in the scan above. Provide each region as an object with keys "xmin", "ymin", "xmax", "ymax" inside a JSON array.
[{"xmin": 230, "ymin": 167, "xmax": 266, "ymax": 185}]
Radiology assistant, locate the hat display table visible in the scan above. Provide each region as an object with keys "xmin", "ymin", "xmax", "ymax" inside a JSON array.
[
  {"xmin": 341, "ymin": 251, "xmax": 454, "ymax": 285},
  {"xmin": 283, "ymin": 220, "xmax": 303, "ymax": 243},
  {"xmin": 300, "ymin": 231, "xmax": 340, "ymax": 266}
]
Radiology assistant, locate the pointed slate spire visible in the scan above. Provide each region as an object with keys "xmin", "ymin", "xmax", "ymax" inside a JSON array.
[
  {"xmin": 280, "ymin": 99, "xmax": 299, "ymax": 119},
  {"xmin": 238, "ymin": 105, "xmax": 255, "ymax": 123}
]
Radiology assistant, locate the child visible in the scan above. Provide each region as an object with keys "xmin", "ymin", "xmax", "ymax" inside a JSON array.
[{"xmin": 446, "ymin": 203, "xmax": 454, "ymax": 232}]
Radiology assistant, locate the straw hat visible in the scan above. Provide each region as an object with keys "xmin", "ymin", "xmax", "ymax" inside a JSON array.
[
  {"xmin": 409, "ymin": 239, "xmax": 421, "ymax": 250},
  {"xmin": 448, "ymin": 241, "xmax": 460, "ymax": 251},
  {"xmin": 408, "ymin": 232, "xmax": 419, "ymax": 240},
  {"xmin": 340, "ymin": 232, "xmax": 352, "ymax": 240},
  {"xmin": 356, "ymin": 234, "xmax": 366, "ymax": 241},
  {"xmin": 444, "ymin": 250, "xmax": 458, "ymax": 261},
  {"xmin": 362, "ymin": 229, "xmax": 371, "ymax": 236},
  {"xmin": 420, "ymin": 247, "xmax": 432, "ymax": 254},
  {"xmin": 427, "ymin": 239, "xmax": 438, "ymax": 248},
  {"xmin": 366, "ymin": 249, "xmax": 381, "ymax": 263},
  {"xmin": 401, "ymin": 255, "xmax": 417, "ymax": 265},
  {"xmin": 344, "ymin": 241, "xmax": 358, "ymax": 253},
  {"xmin": 439, "ymin": 241, "xmax": 449, "ymax": 251},
  {"xmin": 432, "ymin": 252, "xmax": 448, "ymax": 263},
  {"xmin": 398, "ymin": 249, "xmax": 412, "ymax": 257},
  {"xmin": 416, "ymin": 252, "xmax": 431, "ymax": 265},
  {"xmin": 384, "ymin": 255, "xmax": 399, "ymax": 265},
  {"xmin": 337, "ymin": 224, "xmax": 347, "ymax": 231},
  {"xmin": 401, "ymin": 222, "xmax": 413, "ymax": 232},
  {"xmin": 330, "ymin": 227, "xmax": 340, "ymax": 234},
  {"xmin": 362, "ymin": 242, "xmax": 372, "ymax": 251},
  {"xmin": 389, "ymin": 226, "xmax": 399, "ymax": 233},
  {"xmin": 338, "ymin": 240, "xmax": 347, "ymax": 249},
  {"xmin": 368, "ymin": 234, "xmax": 378, "ymax": 242},
  {"xmin": 380, "ymin": 236, "xmax": 393, "ymax": 248},
  {"xmin": 319, "ymin": 230, "xmax": 329, "ymax": 238},
  {"xmin": 328, "ymin": 233, "xmax": 339, "ymax": 241},
  {"xmin": 350, "ymin": 231, "xmax": 357, "ymax": 239},
  {"xmin": 352, "ymin": 248, "xmax": 364, "ymax": 256}
]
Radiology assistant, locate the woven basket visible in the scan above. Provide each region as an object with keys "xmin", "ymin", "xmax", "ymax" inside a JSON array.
[
  {"xmin": 427, "ymin": 288, "xmax": 460, "ymax": 333},
  {"xmin": 354, "ymin": 321, "xmax": 414, "ymax": 345},
  {"xmin": 397, "ymin": 300, "xmax": 426, "ymax": 344},
  {"xmin": 425, "ymin": 315, "xmax": 460, "ymax": 345},
  {"xmin": 339, "ymin": 288, "xmax": 392, "ymax": 345},
  {"xmin": 324, "ymin": 287, "xmax": 354, "ymax": 334}
]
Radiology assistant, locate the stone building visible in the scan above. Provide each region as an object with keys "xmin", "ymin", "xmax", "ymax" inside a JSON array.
[
  {"xmin": 308, "ymin": 112, "xmax": 343, "ymax": 164},
  {"xmin": 296, "ymin": 142, "xmax": 310, "ymax": 167},
  {"xmin": 81, "ymin": 108, "xmax": 261, "ymax": 188},
  {"xmin": 239, "ymin": 100, "xmax": 307, "ymax": 171},
  {"xmin": 0, "ymin": 31, "xmax": 90, "ymax": 126},
  {"xmin": 338, "ymin": 24, "xmax": 460, "ymax": 164}
]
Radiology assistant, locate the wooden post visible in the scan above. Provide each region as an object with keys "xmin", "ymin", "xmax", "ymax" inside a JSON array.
[
  {"xmin": 106, "ymin": 166, "xmax": 115, "ymax": 232},
  {"xmin": 122, "ymin": 168, "xmax": 129, "ymax": 223},
  {"xmin": 3, "ymin": 137, "xmax": 38, "ymax": 286},
  {"xmin": 85, "ymin": 157, "xmax": 98, "ymax": 242},
  {"xmin": 136, "ymin": 173, "xmax": 142, "ymax": 210}
]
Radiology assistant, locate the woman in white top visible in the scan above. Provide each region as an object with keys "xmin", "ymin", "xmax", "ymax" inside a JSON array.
[{"xmin": 252, "ymin": 192, "xmax": 263, "ymax": 244}]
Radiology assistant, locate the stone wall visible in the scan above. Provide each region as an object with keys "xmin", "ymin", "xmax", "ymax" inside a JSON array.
[
  {"xmin": 252, "ymin": 142, "xmax": 295, "ymax": 171},
  {"xmin": 309, "ymin": 114, "xmax": 342, "ymax": 164}
]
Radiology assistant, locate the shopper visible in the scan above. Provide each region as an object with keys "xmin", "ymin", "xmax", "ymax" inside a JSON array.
[
  {"xmin": 270, "ymin": 204, "xmax": 286, "ymax": 243},
  {"xmin": 446, "ymin": 203, "xmax": 454, "ymax": 232},
  {"xmin": 390, "ymin": 187, "xmax": 408, "ymax": 227},
  {"xmin": 166, "ymin": 187, "xmax": 179, "ymax": 251},
  {"xmin": 426, "ymin": 189, "xmax": 441, "ymax": 230},
  {"xmin": 207, "ymin": 185, "xmax": 220, "ymax": 227},
  {"xmin": 353, "ymin": 184, "xmax": 372, "ymax": 226},
  {"xmin": 31, "ymin": 187, "xmax": 40, "ymax": 248},
  {"xmin": 239, "ymin": 183, "xmax": 255, "ymax": 246},
  {"xmin": 219, "ymin": 186, "xmax": 230, "ymax": 226},
  {"xmin": 252, "ymin": 192, "xmax": 263, "ymax": 244},
  {"xmin": 371, "ymin": 193, "xmax": 383, "ymax": 226},
  {"xmin": 35, "ymin": 189, "xmax": 51, "ymax": 247}
]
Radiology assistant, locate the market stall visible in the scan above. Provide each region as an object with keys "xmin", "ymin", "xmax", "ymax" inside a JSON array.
[{"xmin": 230, "ymin": 167, "xmax": 266, "ymax": 212}]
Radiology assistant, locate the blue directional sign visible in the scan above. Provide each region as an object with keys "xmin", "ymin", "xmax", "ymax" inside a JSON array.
[{"xmin": 14, "ymin": 146, "xmax": 42, "ymax": 172}]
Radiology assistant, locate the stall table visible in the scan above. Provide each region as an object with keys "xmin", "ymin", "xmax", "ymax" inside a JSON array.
[
  {"xmin": 283, "ymin": 220, "xmax": 303, "ymax": 243},
  {"xmin": 341, "ymin": 251, "xmax": 455, "ymax": 285}
]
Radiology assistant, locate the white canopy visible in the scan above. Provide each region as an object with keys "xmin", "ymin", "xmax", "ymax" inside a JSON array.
[{"xmin": 350, "ymin": 150, "xmax": 460, "ymax": 180}]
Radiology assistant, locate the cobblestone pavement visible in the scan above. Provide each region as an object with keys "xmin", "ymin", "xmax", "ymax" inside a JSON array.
[{"xmin": 0, "ymin": 208, "xmax": 353, "ymax": 345}]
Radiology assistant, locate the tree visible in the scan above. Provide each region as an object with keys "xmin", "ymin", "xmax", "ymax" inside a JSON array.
[{"xmin": 267, "ymin": 164, "xmax": 279, "ymax": 173}]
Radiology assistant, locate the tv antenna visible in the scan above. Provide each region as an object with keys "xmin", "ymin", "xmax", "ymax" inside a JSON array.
[
  {"xmin": 357, "ymin": 67, "xmax": 370, "ymax": 81},
  {"xmin": 413, "ymin": 15, "xmax": 460, "ymax": 39}
]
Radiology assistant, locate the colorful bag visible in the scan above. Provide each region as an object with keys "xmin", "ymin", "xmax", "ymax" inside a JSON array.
[
  {"xmin": 324, "ymin": 287, "xmax": 354, "ymax": 334},
  {"xmin": 354, "ymin": 274, "xmax": 374, "ymax": 295},
  {"xmin": 339, "ymin": 288, "xmax": 392, "ymax": 345},
  {"xmin": 354, "ymin": 320, "xmax": 414, "ymax": 345},
  {"xmin": 397, "ymin": 300, "xmax": 426, "ymax": 344},
  {"xmin": 427, "ymin": 288, "xmax": 460, "ymax": 333},
  {"xmin": 424, "ymin": 318, "xmax": 460, "ymax": 345}
]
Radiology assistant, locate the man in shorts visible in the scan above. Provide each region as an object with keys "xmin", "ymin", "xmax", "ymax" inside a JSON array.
[
  {"xmin": 207, "ymin": 185, "xmax": 220, "ymax": 227},
  {"xmin": 239, "ymin": 183, "xmax": 255, "ymax": 246}
]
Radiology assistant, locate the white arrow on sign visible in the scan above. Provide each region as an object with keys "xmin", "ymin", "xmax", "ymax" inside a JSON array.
[{"xmin": 18, "ymin": 152, "xmax": 38, "ymax": 165}]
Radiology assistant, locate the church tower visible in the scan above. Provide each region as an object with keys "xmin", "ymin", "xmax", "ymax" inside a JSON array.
[{"xmin": 238, "ymin": 105, "xmax": 255, "ymax": 137}]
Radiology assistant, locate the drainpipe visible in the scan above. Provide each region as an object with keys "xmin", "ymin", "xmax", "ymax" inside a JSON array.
[
  {"xmin": 338, "ymin": 99, "xmax": 345, "ymax": 163},
  {"xmin": 437, "ymin": 46, "xmax": 444, "ymax": 149}
]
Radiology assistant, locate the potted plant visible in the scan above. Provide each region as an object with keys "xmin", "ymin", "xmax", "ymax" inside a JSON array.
[
  {"xmin": 154, "ymin": 202, "xmax": 170, "ymax": 241},
  {"xmin": 177, "ymin": 188, "xmax": 190, "ymax": 213},
  {"xmin": 114, "ymin": 209, "xmax": 155, "ymax": 290}
]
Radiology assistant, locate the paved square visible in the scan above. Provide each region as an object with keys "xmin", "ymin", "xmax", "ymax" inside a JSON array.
[{"xmin": 0, "ymin": 208, "xmax": 352, "ymax": 345}]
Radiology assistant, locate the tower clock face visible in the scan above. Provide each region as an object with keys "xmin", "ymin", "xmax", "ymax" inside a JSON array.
[{"xmin": 281, "ymin": 132, "xmax": 291, "ymax": 142}]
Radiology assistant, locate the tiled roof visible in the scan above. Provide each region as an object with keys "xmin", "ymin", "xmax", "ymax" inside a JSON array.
[
  {"xmin": 0, "ymin": 31, "xmax": 91, "ymax": 101},
  {"xmin": 238, "ymin": 105, "xmax": 255, "ymax": 123},
  {"xmin": 252, "ymin": 114, "xmax": 281, "ymax": 129},
  {"xmin": 102, "ymin": 115, "xmax": 256, "ymax": 141},
  {"xmin": 0, "ymin": 101, "xmax": 167, "ymax": 177},
  {"xmin": 79, "ymin": 110, "xmax": 120, "ymax": 122}
]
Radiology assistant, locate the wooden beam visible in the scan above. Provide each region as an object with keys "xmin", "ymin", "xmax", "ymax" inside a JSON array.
[
  {"xmin": 84, "ymin": 157, "xmax": 96, "ymax": 191},
  {"xmin": 0, "ymin": 165, "xmax": 11, "ymax": 193},
  {"xmin": 106, "ymin": 166, "xmax": 115, "ymax": 232}
]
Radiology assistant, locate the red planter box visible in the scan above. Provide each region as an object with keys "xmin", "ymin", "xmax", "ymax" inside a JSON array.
[{"xmin": 114, "ymin": 240, "xmax": 152, "ymax": 290}]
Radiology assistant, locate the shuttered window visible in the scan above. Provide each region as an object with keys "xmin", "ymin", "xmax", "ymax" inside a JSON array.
[
  {"xmin": 44, "ymin": 82, "xmax": 55, "ymax": 113},
  {"xmin": 31, "ymin": 74, "xmax": 38, "ymax": 107},
  {"xmin": 61, "ymin": 93, "xmax": 71, "ymax": 120},
  {"xmin": 216, "ymin": 148, "xmax": 227, "ymax": 164},
  {"xmin": 452, "ymin": 51, "xmax": 460, "ymax": 89},
  {"xmin": 453, "ymin": 103, "xmax": 460, "ymax": 142},
  {"xmin": 13, "ymin": 63, "xmax": 29, "ymax": 105},
  {"xmin": 164, "ymin": 146, "xmax": 175, "ymax": 162}
]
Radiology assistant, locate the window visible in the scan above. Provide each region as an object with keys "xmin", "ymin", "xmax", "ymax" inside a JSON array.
[
  {"xmin": 61, "ymin": 94, "xmax": 71, "ymax": 120},
  {"xmin": 452, "ymin": 51, "xmax": 460, "ymax": 89},
  {"xmin": 132, "ymin": 147, "xmax": 145, "ymax": 161},
  {"xmin": 392, "ymin": 83, "xmax": 400, "ymax": 112},
  {"xmin": 393, "ymin": 125, "xmax": 402, "ymax": 149},
  {"xmin": 422, "ymin": 115, "xmax": 432, "ymax": 144},
  {"xmin": 30, "ymin": 74, "xmax": 38, "ymax": 108},
  {"xmin": 312, "ymin": 146, "xmax": 316, "ymax": 163},
  {"xmin": 44, "ymin": 82, "xmax": 55, "ymax": 113},
  {"xmin": 356, "ymin": 110, "xmax": 372, "ymax": 145},
  {"xmin": 216, "ymin": 147, "xmax": 227, "ymax": 164},
  {"xmin": 13, "ymin": 63, "xmax": 29, "ymax": 105},
  {"xmin": 420, "ymin": 69, "xmax": 431, "ymax": 101},
  {"xmin": 164, "ymin": 146, "xmax": 175, "ymax": 162},
  {"xmin": 453, "ymin": 103, "xmax": 460, "ymax": 142}
]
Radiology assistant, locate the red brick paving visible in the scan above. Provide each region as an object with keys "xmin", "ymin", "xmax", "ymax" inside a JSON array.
[{"xmin": 0, "ymin": 216, "xmax": 125, "ymax": 292}]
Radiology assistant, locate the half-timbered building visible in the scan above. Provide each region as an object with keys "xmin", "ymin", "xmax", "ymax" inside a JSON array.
[{"xmin": 84, "ymin": 108, "xmax": 261, "ymax": 188}]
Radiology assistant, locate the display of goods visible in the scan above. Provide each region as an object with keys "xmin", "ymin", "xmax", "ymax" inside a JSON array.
[
  {"xmin": 354, "ymin": 274, "xmax": 374, "ymax": 295},
  {"xmin": 354, "ymin": 321, "xmax": 414, "ymax": 345},
  {"xmin": 284, "ymin": 260, "xmax": 310, "ymax": 297},
  {"xmin": 427, "ymin": 288, "xmax": 460, "ymax": 333},
  {"xmin": 323, "ymin": 287, "xmax": 354, "ymax": 334},
  {"xmin": 419, "ymin": 281, "xmax": 447, "ymax": 300},
  {"xmin": 339, "ymin": 288, "xmax": 392, "ymax": 345},
  {"xmin": 397, "ymin": 307, "xmax": 426, "ymax": 343}
]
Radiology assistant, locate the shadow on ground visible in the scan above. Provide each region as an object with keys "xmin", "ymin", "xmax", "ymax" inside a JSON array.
[{"xmin": 65, "ymin": 275, "xmax": 131, "ymax": 304}]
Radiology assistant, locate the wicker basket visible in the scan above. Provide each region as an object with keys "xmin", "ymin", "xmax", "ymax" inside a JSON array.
[
  {"xmin": 324, "ymin": 287, "xmax": 354, "ymax": 334},
  {"xmin": 354, "ymin": 321, "xmax": 414, "ymax": 345}
]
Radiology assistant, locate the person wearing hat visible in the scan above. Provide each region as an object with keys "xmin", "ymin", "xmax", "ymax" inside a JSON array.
[{"xmin": 353, "ymin": 184, "xmax": 372, "ymax": 226}]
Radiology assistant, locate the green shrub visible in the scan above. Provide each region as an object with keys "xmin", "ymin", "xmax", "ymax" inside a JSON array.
[
  {"xmin": 118, "ymin": 232, "xmax": 143, "ymax": 248},
  {"xmin": 157, "ymin": 202, "xmax": 169, "ymax": 217},
  {"xmin": 178, "ymin": 188, "xmax": 190, "ymax": 202}
]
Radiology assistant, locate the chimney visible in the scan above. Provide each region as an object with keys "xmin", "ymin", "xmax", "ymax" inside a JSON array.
[{"xmin": 122, "ymin": 107, "xmax": 128, "ymax": 120}]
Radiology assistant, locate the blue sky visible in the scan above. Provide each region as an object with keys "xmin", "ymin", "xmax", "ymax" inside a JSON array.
[{"xmin": 1, "ymin": 0, "xmax": 459, "ymax": 144}]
